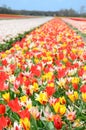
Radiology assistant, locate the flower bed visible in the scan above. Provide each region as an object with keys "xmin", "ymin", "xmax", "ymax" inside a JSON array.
[
  {"xmin": 62, "ymin": 18, "xmax": 86, "ymax": 34},
  {"xmin": 70, "ymin": 17, "xmax": 86, "ymax": 22},
  {"xmin": 0, "ymin": 18, "xmax": 86, "ymax": 130},
  {"xmin": 0, "ymin": 17, "xmax": 52, "ymax": 44},
  {"xmin": 0, "ymin": 14, "xmax": 34, "ymax": 19}
]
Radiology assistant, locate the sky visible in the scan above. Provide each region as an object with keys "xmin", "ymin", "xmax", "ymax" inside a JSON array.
[{"xmin": 0, "ymin": 0, "xmax": 86, "ymax": 12}]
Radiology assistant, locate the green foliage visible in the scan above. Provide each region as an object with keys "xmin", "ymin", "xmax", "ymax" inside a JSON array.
[
  {"xmin": 14, "ymin": 67, "xmax": 22, "ymax": 77},
  {"xmin": 0, "ymin": 28, "xmax": 35, "ymax": 52}
]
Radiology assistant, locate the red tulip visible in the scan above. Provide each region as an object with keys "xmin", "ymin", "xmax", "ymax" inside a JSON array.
[
  {"xmin": 54, "ymin": 115, "xmax": 62, "ymax": 129},
  {"xmin": 73, "ymin": 83, "xmax": 78, "ymax": 90},
  {"xmin": 0, "ymin": 104, "xmax": 6, "ymax": 115},
  {"xmin": 0, "ymin": 116, "xmax": 8, "ymax": 130},
  {"xmin": 45, "ymin": 86, "xmax": 56, "ymax": 96},
  {"xmin": 30, "ymin": 65, "xmax": 41, "ymax": 77},
  {"xmin": 2, "ymin": 59, "xmax": 8, "ymax": 66},
  {"xmin": 8, "ymin": 98, "xmax": 21, "ymax": 113},
  {"xmin": 0, "ymin": 71, "xmax": 8, "ymax": 82},
  {"xmin": 80, "ymin": 85, "xmax": 86, "ymax": 93},
  {"xmin": 78, "ymin": 68, "xmax": 84, "ymax": 77},
  {"xmin": 57, "ymin": 68, "xmax": 66, "ymax": 79},
  {"xmin": 18, "ymin": 109, "xmax": 30, "ymax": 120}
]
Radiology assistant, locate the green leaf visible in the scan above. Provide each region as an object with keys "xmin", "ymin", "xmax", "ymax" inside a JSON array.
[
  {"xmin": 12, "ymin": 112, "xmax": 20, "ymax": 122},
  {"xmin": 14, "ymin": 67, "xmax": 22, "ymax": 77},
  {"xmin": 0, "ymin": 100, "xmax": 5, "ymax": 104},
  {"xmin": 9, "ymin": 90, "xmax": 16, "ymax": 99},
  {"xmin": 78, "ymin": 114, "xmax": 86, "ymax": 120},
  {"xmin": 8, "ymin": 111, "xmax": 20, "ymax": 122},
  {"xmin": 36, "ymin": 120, "xmax": 44, "ymax": 128},
  {"xmin": 30, "ymin": 116, "xmax": 38, "ymax": 130},
  {"xmin": 74, "ymin": 126, "xmax": 86, "ymax": 130},
  {"xmin": 47, "ymin": 122, "xmax": 55, "ymax": 130}
]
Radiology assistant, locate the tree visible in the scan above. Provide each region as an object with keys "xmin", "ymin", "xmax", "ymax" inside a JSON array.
[{"xmin": 80, "ymin": 6, "xmax": 86, "ymax": 14}]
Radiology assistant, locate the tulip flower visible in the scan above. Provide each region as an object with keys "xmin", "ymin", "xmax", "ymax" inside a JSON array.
[
  {"xmin": 66, "ymin": 106, "xmax": 76, "ymax": 121},
  {"xmin": 20, "ymin": 117, "xmax": 30, "ymax": 130},
  {"xmin": 2, "ymin": 92, "xmax": 10, "ymax": 102},
  {"xmin": 0, "ymin": 116, "xmax": 8, "ymax": 130},
  {"xmin": 35, "ymin": 91, "xmax": 48, "ymax": 105},
  {"xmin": 8, "ymin": 98, "xmax": 21, "ymax": 113},
  {"xmin": 0, "ymin": 104, "xmax": 6, "ymax": 115},
  {"xmin": 54, "ymin": 114, "xmax": 62, "ymax": 129}
]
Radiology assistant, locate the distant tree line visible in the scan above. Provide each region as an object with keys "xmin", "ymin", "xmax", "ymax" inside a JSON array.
[{"xmin": 0, "ymin": 6, "xmax": 86, "ymax": 17}]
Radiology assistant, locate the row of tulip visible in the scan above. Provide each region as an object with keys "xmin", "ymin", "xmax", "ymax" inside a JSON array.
[
  {"xmin": 0, "ymin": 14, "xmax": 33, "ymax": 19},
  {"xmin": 70, "ymin": 18, "xmax": 86, "ymax": 22},
  {"xmin": 62, "ymin": 18, "xmax": 86, "ymax": 34},
  {"xmin": 0, "ymin": 17, "xmax": 52, "ymax": 44},
  {"xmin": 0, "ymin": 18, "xmax": 86, "ymax": 130}
]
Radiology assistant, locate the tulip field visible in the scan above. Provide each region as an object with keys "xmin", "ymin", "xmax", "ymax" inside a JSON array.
[{"xmin": 0, "ymin": 17, "xmax": 86, "ymax": 130}]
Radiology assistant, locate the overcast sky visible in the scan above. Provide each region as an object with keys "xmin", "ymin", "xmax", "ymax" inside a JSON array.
[{"xmin": 0, "ymin": 0, "xmax": 86, "ymax": 12}]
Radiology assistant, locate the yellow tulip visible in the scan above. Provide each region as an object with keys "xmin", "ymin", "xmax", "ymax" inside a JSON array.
[
  {"xmin": 60, "ymin": 96, "xmax": 66, "ymax": 104},
  {"xmin": 82, "ymin": 93, "xmax": 86, "ymax": 102},
  {"xmin": 53, "ymin": 102, "xmax": 60, "ymax": 113},
  {"xmin": 47, "ymin": 56, "xmax": 52, "ymax": 61},
  {"xmin": 45, "ymin": 72, "xmax": 53, "ymax": 80},
  {"xmin": 17, "ymin": 63, "xmax": 21, "ymax": 67},
  {"xmin": 35, "ymin": 92, "xmax": 48, "ymax": 104},
  {"xmin": 83, "ymin": 65, "xmax": 86, "ymax": 71},
  {"xmin": 59, "ymin": 105, "xmax": 66, "ymax": 115},
  {"xmin": 1, "ymin": 53, "xmax": 7, "ymax": 58},
  {"xmin": 33, "ymin": 82, "xmax": 39, "ymax": 92},
  {"xmin": 15, "ymin": 45, "xmax": 21, "ymax": 50},
  {"xmin": 23, "ymin": 46, "xmax": 28, "ymax": 51},
  {"xmin": 5, "ymin": 50, "xmax": 10, "ymax": 54},
  {"xmin": 68, "ymin": 94, "xmax": 75, "ymax": 102},
  {"xmin": 74, "ymin": 91, "xmax": 78, "ymax": 100},
  {"xmin": 68, "ymin": 92, "xmax": 78, "ymax": 102},
  {"xmin": 48, "ymin": 82, "xmax": 54, "ymax": 87},
  {"xmin": 20, "ymin": 95, "xmax": 28, "ymax": 103},
  {"xmin": 71, "ymin": 77, "xmax": 79, "ymax": 84},
  {"xmin": 20, "ymin": 117, "xmax": 30, "ymax": 130},
  {"xmin": 2, "ymin": 92, "xmax": 10, "ymax": 102},
  {"xmin": 61, "ymin": 43, "xmax": 67, "ymax": 47},
  {"xmin": 63, "ymin": 57, "xmax": 68, "ymax": 63},
  {"xmin": 72, "ymin": 48, "xmax": 77, "ymax": 54},
  {"xmin": 27, "ymin": 40, "xmax": 31, "ymax": 44},
  {"xmin": 34, "ymin": 58, "xmax": 39, "ymax": 64}
]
